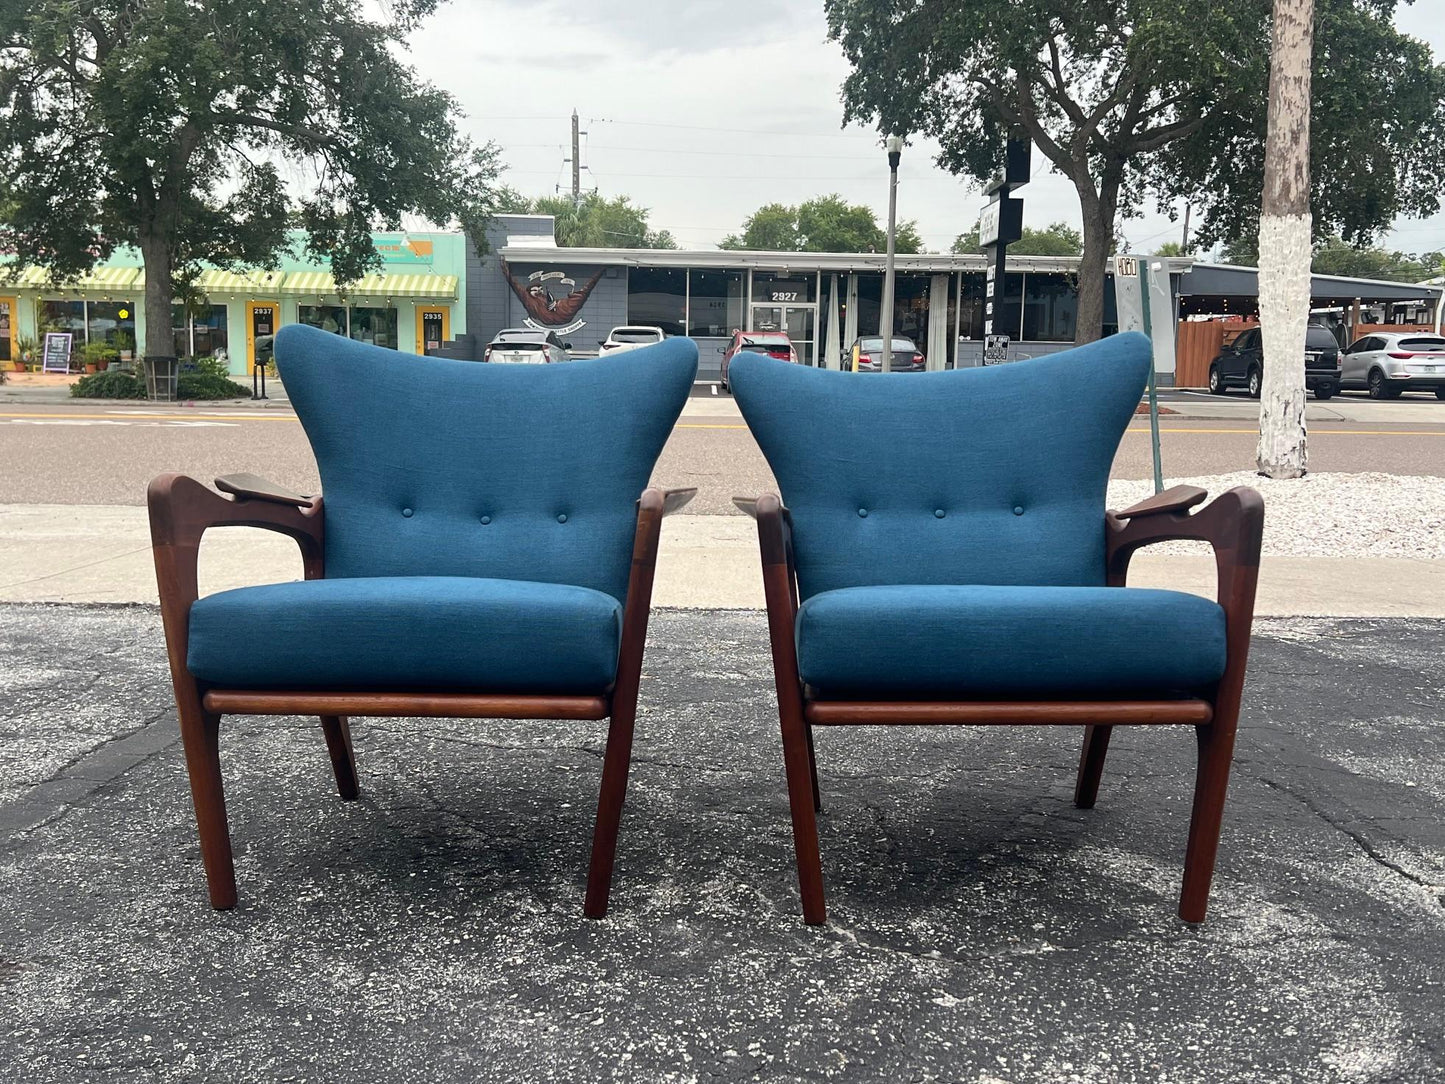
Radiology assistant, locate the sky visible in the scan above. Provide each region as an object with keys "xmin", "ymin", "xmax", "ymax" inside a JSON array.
[{"xmin": 406, "ymin": 0, "xmax": 1445, "ymax": 258}]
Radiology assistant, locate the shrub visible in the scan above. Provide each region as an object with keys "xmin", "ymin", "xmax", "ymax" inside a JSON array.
[
  {"xmin": 71, "ymin": 370, "xmax": 147, "ymax": 399},
  {"xmin": 177, "ymin": 372, "xmax": 250, "ymax": 399}
]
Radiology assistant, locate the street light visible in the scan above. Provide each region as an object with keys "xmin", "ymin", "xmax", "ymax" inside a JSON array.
[{"xmin": 879, "ymin": 134, "xmax": 903, "ymax": 373}]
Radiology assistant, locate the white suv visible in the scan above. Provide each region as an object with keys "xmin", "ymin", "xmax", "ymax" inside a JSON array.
[
  {"xmin": 1340, "ymin": 331, "xmax": 1445, "ymax": 399},
  {"xmin": 598, "ymin": 326, "xmax": 665, "ymax": 355}
]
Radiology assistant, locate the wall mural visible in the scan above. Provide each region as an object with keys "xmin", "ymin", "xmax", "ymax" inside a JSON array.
[{"xmin": 501, "ymin": 260, "xmax": 605, "ymax": 335}]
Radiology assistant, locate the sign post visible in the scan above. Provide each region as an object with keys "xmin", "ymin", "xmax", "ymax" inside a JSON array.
[
  {"xmin": 41, "ymin": 332, "xmax": 73, "ymax": 373},
  {"xmin": 1115, "ymin": 254, "xmax": 1165, "ymax": 494},
  {"xmin": 979, "ymin": 135, "xmax": 1029, "ymax": 365}
]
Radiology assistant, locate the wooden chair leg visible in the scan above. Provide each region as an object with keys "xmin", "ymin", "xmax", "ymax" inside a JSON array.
[
  {"xmin": 1074, "ymin": 724, "xmax": 1113, "ymax": 809},
  {"xmin": 584, "ymin": 706, "xmax": 636, "ymax": 919},
  {"xmin": 1179, "ymin": 721, "xmax": 1238, "ymax": 922},
  {"xmin": 177, "ymin": 704, "xmax": 236, "ymax": 909},
  {"xmin": 805, "ymin": 723, "xmax": 822, "ymax": 813},
  {"xmin": 319, "ymin": 715, "xmax": 359, "ymax": 800},
  {"xmin": 780, "ymin": 704, "xmax": 826, "ymax": 924}
]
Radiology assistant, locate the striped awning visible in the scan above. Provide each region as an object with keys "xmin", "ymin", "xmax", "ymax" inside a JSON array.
[
  {"xmin": 2, "ymin": 265, "xmax": 142, "ymax": 291},
  {"xmin": 278, "ymin": 271, "xmax": 458, "ymax": 299},
  {"xmin": 195, "ymin": 269, "xmax": 286, "ymax": 293}
]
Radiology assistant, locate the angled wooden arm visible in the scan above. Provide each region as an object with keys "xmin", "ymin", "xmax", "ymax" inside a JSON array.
[
  {"xmin": 215, "ymin": 472, "xmax": 314, "ymax": 507},
  {"xmin": 612, "ymin": 488, "xmax": 694, "ymax": 704},
  {"xmin": 1113, "ymin": 484, "xmax": 1208, "ymax": 520}
]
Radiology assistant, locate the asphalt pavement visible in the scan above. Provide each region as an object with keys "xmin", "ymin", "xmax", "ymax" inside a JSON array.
[{"xmin": 1, "ymin": 604, "xmax": 1442, "ymax": 1082}]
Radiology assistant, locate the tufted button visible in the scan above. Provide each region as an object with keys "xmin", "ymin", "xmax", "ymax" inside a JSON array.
[
  {"xmin": 557, "ymin": 513, "xmax": 568, "ymax": 524},
  {"xmin": 1013, "ymin": 505, "xmax": 1024, "ymax": 516},
  {"xmin": 857, "ymin": 507, "xmax": 868, "ymax": 518},
  {"xmin": 479, "ymin": 515, "xmax": 491, "ymax": 525},
  {"xmin": 934, "ymin": 508, "xmax": 946, "ymax": 519},
  {"xmin": 401, "ymin": 507, "xmax": 414, "ymax": 518}
]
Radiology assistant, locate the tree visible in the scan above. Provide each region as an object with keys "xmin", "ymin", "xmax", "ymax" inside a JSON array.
[
  {"xmin": 1154, "ymin": 241, "xmax": 1188, "ymax": 257},
  {"xmin": 0, "ymin": 0, "xmax": 499, "ymax": 368},
  {"xmin": 1310, "ymin": 235, "xmax": 1441, "ymax": 282},
  {"xmin": 1257, "ymin": 0, "xmax": 1314, "ymax": 479},
  {"xmin": 524, "ymin": 192, "xmax": 676, "ymax": 249},
  {"xmin": 721, "ymin": 195, "xmax": 922, "ymax": 253},
  {"xmin": 825, "ymin": 0, "xmax": 1443, "ymax": 345},
  {"xmin": 951, "ymin": 221, "xmax": 1082, "ymax": 256}
]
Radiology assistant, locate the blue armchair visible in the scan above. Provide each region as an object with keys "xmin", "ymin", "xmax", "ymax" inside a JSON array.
[
  {"xmin": 149, "ymin": 325, "xmax": 698, "ymax": 917},
  {"xmin": 730, "ymin": 332, "xmax": 1263, "ymax": 924}
]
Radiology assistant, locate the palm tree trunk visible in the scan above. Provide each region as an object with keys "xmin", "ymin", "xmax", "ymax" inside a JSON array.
[{"xmin": 1256, "ymin": 0, "xmax": 1314, "ymax": 478}]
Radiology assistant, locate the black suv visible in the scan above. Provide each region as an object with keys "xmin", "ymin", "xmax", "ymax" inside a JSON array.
[{"xmin": 1208, "ymin": 324, "xmax": 1342, "ymax": 400}]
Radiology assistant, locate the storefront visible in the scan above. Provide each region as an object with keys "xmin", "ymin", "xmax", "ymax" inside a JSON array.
[{"xmin": 0, "ymin": 231, "xmax": 465, "ymax": 375}]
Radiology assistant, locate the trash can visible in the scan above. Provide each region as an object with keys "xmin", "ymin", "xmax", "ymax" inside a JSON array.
[{"xmin": 143, "ymin": 355, "xmax": 178, "ymax": 401}]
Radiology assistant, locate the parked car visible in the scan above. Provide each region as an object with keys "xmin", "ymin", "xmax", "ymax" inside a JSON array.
[
  {"xmin": 1338, "ymin": 331, "xmax": 1445, "ymax": 400},
  {"xmin": 843, "ymin": 336, "xmax": 925, "ymax": 374},
  {"xmin": 598, "ymin": 326, "xmax": 666, "ymax": 355},
  {"xmin": 483, "ymin": 328, "xmax": 570, "ymax": 364},
  {"xmin": 1207, "ymin": 324, "xmax": 1341, "ymax": 399},
  {"xmin": 720, "ymin": 330, "xmax": 798, "ymax": 390}
]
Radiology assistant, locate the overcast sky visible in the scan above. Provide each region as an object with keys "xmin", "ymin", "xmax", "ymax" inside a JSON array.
[{"xmin": 407, "ymin": 0, "xmax": 1445, "ymax": 257}]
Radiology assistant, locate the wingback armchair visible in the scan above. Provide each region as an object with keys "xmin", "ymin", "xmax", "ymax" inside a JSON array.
[
  {"xmin": 149, "ymin": 325, "xmax": 698, "ymax": 917},
  {"xmin": 729, "ymin": 333, "xmax": 1263, "ymax": 925}
]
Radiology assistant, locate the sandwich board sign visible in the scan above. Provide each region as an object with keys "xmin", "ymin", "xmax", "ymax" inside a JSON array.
[{"xmin": 41, "ymin": 332, "xmax": 73, "ymax": 373}]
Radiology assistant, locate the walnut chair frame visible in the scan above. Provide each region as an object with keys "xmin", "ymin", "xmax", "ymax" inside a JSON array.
[
  {"xmin": 736, "ymin": 483, "xmax": 1264, "ymax": 925},
  {"xmin": 150, "ymin": 471, "xmax": 694, "ymax": 918}
]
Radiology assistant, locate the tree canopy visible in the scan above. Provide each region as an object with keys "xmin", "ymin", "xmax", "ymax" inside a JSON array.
[
  {"xmin": 951, "ymin": 221, "xmax": 1083, "ymax": 256},
  {"xmin": 720, "ymin": 194, "xmax": 923, "ymax": 253},
  {"xmin": 495, "ymin": 191, "xmax": 676, "ymax": 249},
  {"xmin": 1223, "ymin": 230, "xmax": 1443, "ymax": 282},
  {"xmin": 826, "ymin": 0, "xmax": 1444, "ymax": 343},
  {"xmin": 0, "ymin": 0, "xmax": 499, "ymax": 360}
]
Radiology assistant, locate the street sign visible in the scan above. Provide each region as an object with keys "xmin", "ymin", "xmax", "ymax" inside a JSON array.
[
  {"xmin": 983, "ymin": 334, "xmax": 1010, "ymax": 365},
  {"xmin": 41, "ymin": 332, "xmax": 72, "ymax": 373}
]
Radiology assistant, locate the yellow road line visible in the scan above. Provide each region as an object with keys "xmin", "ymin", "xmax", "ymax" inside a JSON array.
[{"xmin": 0, "ymin": 411, "xmax": 295, "ymax": 421}]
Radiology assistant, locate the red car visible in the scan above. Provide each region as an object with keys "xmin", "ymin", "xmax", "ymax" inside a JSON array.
[{"xmin": 720, "ymin": 330, "xmax": 798, "ymax": 390}]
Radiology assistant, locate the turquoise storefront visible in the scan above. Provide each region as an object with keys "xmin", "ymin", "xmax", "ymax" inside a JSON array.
[{"xmin": 0, "ymin": 231, "xmax": 466, "ymax": 375}]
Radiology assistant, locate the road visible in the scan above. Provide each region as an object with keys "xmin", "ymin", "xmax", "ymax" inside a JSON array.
[{"xmin": 2, "ymin": 399, "xmax": 1444, "ymax": 514}]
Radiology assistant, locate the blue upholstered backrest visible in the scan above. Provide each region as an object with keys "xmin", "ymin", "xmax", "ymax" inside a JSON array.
[
  {"xmin": 276, "ymin": 325, "xmax": 697, "ymax": 602},
  {"xmin": 729, "ymin": 333, "xmax": 1150, "ymax": 599}
]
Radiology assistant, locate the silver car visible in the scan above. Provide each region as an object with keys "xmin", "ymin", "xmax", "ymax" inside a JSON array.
[
  {"xmin": 484, "ymin": 328, "xmax": 571, "ymax": 364},
  {"xmin": 1340, "ymin": 331, "xmax": 1445, "ymax": 399}
]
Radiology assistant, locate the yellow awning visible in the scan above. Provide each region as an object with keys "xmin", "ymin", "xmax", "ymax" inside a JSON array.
[
  {"xmin": 194, "ymin": 269, "xmax": 286, "ymax": 293},
  {"xmin": 278, "ymin": 270, "xmax": 458, "ymax": 299},
  {"xmin": 1, "ymin": 265, "xmax": 142, "ymax": 291}
]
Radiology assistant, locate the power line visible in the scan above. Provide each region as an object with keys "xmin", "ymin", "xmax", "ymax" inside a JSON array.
[{"xmin": 587, "ymin": 117, "xmax": 868, "ymax": 140}]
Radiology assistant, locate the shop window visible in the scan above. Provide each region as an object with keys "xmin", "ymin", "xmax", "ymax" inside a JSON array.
[
  {"xmin": 852, "ymin": 274, "xmax": 881, "ymax": 339},
  {"xmin": 957, "ymin": 274, "xmax": 986, "ymax": 339},
  {"xmin": 172, "ymin": 304, "xmax": 230, "ymax": 359},
  {"xmin": 753, "ymin": 271, "xmax": 816, "ymax": 305},
  {"xmin": 86, "ymin": 301, "xmax": 137, "ymax": 351},
  {"xmin": 350, "ymin": 307, "xmax": 397, "ymax": 349},
  {"xmin": 299, "ymin": 305, "xmax": 348, "ymax": 335},
  {"xmin": 687, "ymin": 270, "xmax": 744, "ymax": 337},
  {"xmin": 996, "ymin": 273, "xmax": 1024, "ymax": 340},
  {"xmin": 1022, "ymin": 273, "xmax": 1077, "ymax": 342},
  {"xmin": 627, "ymin": 268, "xmax": 685, "ymax": 335},
  {"xmin": 39, "ymin": 300, "xmax": 86, "ymax": 338}
]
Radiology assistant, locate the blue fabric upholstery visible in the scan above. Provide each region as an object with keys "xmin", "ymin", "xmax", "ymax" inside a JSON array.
[
  {"xmin": 796, "ymin": 585, "xmax": 1227, "ymax": 698},
  {"xmin": 275, "ymin": 324, "xmax": 698, "ymax": 604},
  {"xmin": 188, "ymin": 577, "xmax": 623, "ymax": 692},
  {"xmin": 728, "ymin": 334, "xmax": 1151, "ymax": 599}
]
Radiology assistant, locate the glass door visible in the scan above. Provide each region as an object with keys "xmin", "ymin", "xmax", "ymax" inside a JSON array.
[{"xmin": 750, "ymin": 304, "xmax": 817, "ymax": 366}]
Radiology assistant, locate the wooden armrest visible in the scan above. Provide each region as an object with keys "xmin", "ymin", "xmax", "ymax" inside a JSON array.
[
  {"xmin": 733, "ymin": 494, "xmax": 790, "ymax": 519},
  {"xmin": 215, "ymin": 473, "xmax": 314, "ymax": 507},
  {"xmin": 1113, "ymin": 484, "xmax": 1208, "ymax": 519},
  {"xmin": 660, "ymin": 487, "xmax": 697, "ymax": 516}
]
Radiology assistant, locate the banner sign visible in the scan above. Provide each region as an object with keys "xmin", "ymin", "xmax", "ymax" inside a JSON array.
[{"xmin": 41, "ymin": 332, "xmax": 72, "ymax": 373}]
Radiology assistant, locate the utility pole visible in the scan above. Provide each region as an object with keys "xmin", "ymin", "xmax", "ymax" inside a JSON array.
[
  {"xmin": 571, "ymin": 109, "xmax": 581, "ymax": 207},
  {"xmin": 879, "ymin": 135, "xmax": 902, "ymax": 372}
]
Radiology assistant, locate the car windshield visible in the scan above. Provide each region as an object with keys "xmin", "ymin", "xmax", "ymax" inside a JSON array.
[
  {"xmin": 1398, "ymin": 337, "xmax": 1445, "ymax": 351},
  {"xmin": 613, "ymin": 329, "xmax": 660, "ymax": 343},
  {"xmin": 859, "ymin": 338, "xmax": 916, "ymax": 352}
]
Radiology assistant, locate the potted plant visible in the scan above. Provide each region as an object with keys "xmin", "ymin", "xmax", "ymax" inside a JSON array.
[
  {"xmin": 10, "ymin": 335, "xmax": 32, "ymax": 372},
  {"xmin": 79, "ymin": 340, "xmax": 118, "ymax": 374}
]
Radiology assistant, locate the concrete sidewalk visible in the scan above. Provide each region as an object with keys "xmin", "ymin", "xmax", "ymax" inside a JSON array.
[
  {"xmin": 5, "ymin": 502, "xmax": 1445, "ymax": 616},
  {"xmin": 0, "ymin": 603, "xmax": 1442, "ymax": 1082}
]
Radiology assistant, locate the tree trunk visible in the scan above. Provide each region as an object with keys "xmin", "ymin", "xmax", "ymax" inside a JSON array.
[
  {"xmin": 1256, "ymin": 0, "xmax": 1314, "ymax": 478},
  {"xmin": 1073, "ymin": 176, "xmax": 1117, "ymax": 344},
  {"xmin": 138, "ymin": 230, "xmax": 174, "ymax": 364}
]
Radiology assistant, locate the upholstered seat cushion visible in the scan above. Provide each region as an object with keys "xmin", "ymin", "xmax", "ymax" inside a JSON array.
[
  {"xmin": 188, "ymin": 576, "xmax": 623, "ymax": 693},
  {"xmin": 795, "ymin": 584, "xmax": 1227, "ymax": 698}
]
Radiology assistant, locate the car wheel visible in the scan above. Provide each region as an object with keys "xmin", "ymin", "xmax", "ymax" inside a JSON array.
[
  {"xmin": 1313, "ymin": 383, "xmax": 1335, "ymax": 400},
  {"xmin": 1208, "ymin": 364, "xmax": 1226, "ymax": 395},
  {"xmin": 1247, "ymin": 367, "xmax": 1261, "ymax": 398},
  {"xmin": 1367, "ymin": 369, "xmax": 1402, "ymax": 400}
]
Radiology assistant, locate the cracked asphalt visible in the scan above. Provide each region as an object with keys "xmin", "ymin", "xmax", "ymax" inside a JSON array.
[{"xmin": 1, "ymin": 604, "xmax": 1443, "ymax": 1083}]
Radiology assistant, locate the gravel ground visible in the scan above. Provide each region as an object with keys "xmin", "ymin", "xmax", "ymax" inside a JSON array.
[{"xmin": 1107, "ymin": 472, "xmax": 1445, "ymax": 560}]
